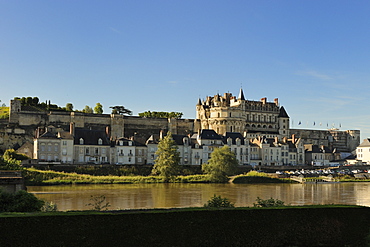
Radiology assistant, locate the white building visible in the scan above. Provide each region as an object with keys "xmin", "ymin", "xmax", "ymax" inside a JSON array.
[{"xmin": 356, "ymin": 139, "xmax": 370, "ymax": 164}]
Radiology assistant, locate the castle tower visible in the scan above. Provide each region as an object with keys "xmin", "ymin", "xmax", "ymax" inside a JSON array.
[{"xmin": 278, "ymin": 106, "xmax": 290, "ymax": 137}]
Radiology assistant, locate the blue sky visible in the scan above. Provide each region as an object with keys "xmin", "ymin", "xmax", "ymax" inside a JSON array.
[{"xmin": 1, "ymin": 1, "xmax": 370, "ymax": 139}]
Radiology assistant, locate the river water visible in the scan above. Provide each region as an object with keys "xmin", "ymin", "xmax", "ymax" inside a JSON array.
[{"xmin": 27, "ymin": 182, "xmax": 370, "ymax": 211}]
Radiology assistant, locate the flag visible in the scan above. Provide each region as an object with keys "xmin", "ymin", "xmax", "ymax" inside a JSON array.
[
  {"xmin": 298, "ymin": 121, "xmax": 301, "ymax": 125},
  {"xmin": 320, "ymin": 122, "xmax": 322, "ymax": 126},
  {"xmin": 340, "ymin": 123, "xmax": 342, "ymax": 128},
  {"xmin": 313, "ymin": 121, "xmax": 315, "ymax": 126}
]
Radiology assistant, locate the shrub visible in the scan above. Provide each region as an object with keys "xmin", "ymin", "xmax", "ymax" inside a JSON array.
[
  {"xmin": 253, "ymin": 197, "xmax": 285, "ymax": 208},
  {"xmin": 41, "ymin": 201, "xmax": 58, "ymax": 212},
  {"xmin": 204, "ymin": 194, "xmax": 234, "ymax": 208},
  {"xmin": 0, "ymin": 189, "xmax": 44, "ymax": 212},
  {"xmin": 86, "ymin": 195, "xmax": 110, "ymax": 211}
]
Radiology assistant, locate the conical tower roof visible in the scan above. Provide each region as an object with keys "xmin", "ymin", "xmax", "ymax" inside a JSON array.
[{"xmin": 238, "ymin": 88, "xmax": 245, "ymax": 100}]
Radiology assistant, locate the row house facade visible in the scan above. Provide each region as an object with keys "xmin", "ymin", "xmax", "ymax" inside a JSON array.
[
  {"xmin": 304, "ymin": 144, "xmax": 341, "ymax": 166},
  {"xmin": 33, "ymin": 125, "xmax": 323, "ymax": 167}
]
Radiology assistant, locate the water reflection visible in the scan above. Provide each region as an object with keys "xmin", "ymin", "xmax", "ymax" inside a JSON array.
[{"xmin": 27, "ymin": 182, "xmax": 370, "ymax": 211}]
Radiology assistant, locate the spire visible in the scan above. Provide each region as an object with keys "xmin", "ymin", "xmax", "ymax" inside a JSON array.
[
  {"xmin": 238, "ymin": 88, "xmax": 245, "ymax": 100},
  {"xmin": 196, "ymin": 98, "xmax": 202, "ymax": 105}
]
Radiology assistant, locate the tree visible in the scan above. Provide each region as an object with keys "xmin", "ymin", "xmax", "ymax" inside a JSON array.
[
  {"xmin": 65, "ymin": 103, "xmax": 74, "ymax": 112},
  {"xmin": 110, "ymin": 105, "xmax": 132, "ymax": 115},
  {"xmin": 3, "ymin": 149, "xmax": 29, "ymax": 161},
  {"xmin": 138, "ymin": 111, "xmax": 183, "ymax": 119},
  {"xmin": 151, "ymin": 132, "xmax": 180, "ymax": 182},
  {"xmin": 83, "ymin": 105, "xmax": 93, "ymax": 114},
  {"xmin": 202, "ymin": 146, "xmax": 238, "ymax": 182},
  {"xmin": 94, "ymin": 103, "xmax": 103, "ymax": 114}
]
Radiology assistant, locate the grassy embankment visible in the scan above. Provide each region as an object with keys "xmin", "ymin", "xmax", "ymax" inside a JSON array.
[
  {"xmin": 0, "ymin": 205, "xmax": 369, "ymax": 247},
  {"xmin": 23, "ymin": 168, "xmax": 290, "ymax": 185},
  {"xmin": 23, "ymin": 168, "xmax": 211, "ymax": 185}
]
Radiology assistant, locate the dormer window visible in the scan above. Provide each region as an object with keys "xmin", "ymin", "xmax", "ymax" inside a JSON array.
[
  {"xmin": 79, "ymin": 138, "xmax": 84, "ymax": 145},
  {"xmin": 119, "ymin": 141, "xmax": 123, "ymax": 146},
  {"xmin": 98, "ymin": 138, "xmax": 103, "ymax": 145},
  {"xmin": 129, "ymin": 141, "xmax": 132, "ymax": 146}
]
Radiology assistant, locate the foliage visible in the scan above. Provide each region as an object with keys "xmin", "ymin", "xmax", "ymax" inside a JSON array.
[
  {"xmin": 110, "ymin": 105, "xmax": 132, "ymax": 115},
  {"xmin": 245, "ymin": 170, "xmax": 270, "ymax": 177},
  {"xmin": 86, "ymin": 195, "xmax": 110, "ymax": 211},
  {"xmin": 203, "ymin": 194, "xmax": 235, "ymax": 208},
  {"xmin": 202, "ymin": 146, "xmax": 238, "ymax": 182},
  {"xmin": 151, "ymin": 132, "xmax": 181, "ymax": 182},
  {"xmin": 82, "ymin": 105, "xmax": 93, "ymax": 113},
  {"xmin": 0, "ymin": 106, "xmax": 9, "ymax": 119},
  {"xmin": 94, "ymin": 103, "xmax": 103, "ymax": 114},
  {"xmin": 41, "ymin": 201, "xmax": 58, "ymax": 212},
  {"xmin": 3, "ymin": 149, "xmax": 30, "ymax": 161},
  {"xmin": 0, "ymin": 189, "xmax": 44, "ymax": 212},
  {"xmin": 65, "ymin": 103, "xmax": 73, "ymax": 111},
  {"xmin": 253, "ymin": 197, "xmax": 285, "ymax": 207},
  {"xmin": 138, "ymin": 111, "xmax": 183, "ymax": 119},
  {"xmin": 0, "ymin": 157, "xmax": 22, "ymax": 170}
]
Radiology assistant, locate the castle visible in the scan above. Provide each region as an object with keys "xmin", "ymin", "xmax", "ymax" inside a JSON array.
[{"xmin": 0, "ymin": 89, "xmax": 361, "ymax": 165}]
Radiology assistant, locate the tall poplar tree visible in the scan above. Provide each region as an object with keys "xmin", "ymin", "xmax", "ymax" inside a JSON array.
[
  {"xmin": 151, "ymin": 132, "xmax": 180, "ymax": 182},
  {"xmin": 202, "ymin": 146, "xmax": 238, "ymax": 182}
]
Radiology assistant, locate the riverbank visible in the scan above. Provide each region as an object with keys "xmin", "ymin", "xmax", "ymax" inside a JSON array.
[
  {"xmin": 23, "ymin": 168, "xmax": 291, "ymax": 185},
  {"xmin": 1, "ymin": 205, "xmax": 369, "ymax": 247}
]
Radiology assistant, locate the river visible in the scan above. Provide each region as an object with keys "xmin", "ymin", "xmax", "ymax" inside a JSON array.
[{"xmin": 27, "ymin": 182, "xmax": 370, "ymax": 211}]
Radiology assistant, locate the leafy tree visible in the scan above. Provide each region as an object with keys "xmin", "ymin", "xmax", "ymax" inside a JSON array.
[
  {"xmin": 202, "ymin": 146, "xmax": 238, "ymax": 182},
  {"xmin": 83, "ymin": 105, "xmax": 93, "ymax": 114},
  {"xmin": 94, "ymin": 103, "xmax": 103, "ymax": 114},
  {"xmin": 110, "ymin": 105, "xmax": 132, "ymax": 115},
  {"xmin": 151, "ymin": 132, "xmax": 180, "ymax": 182},
  {"xmin": 138, "ymin": 111, "xmax": 183, "ymax": 119},
  {"xmin": 3, "ymin": 149, "xmax": 29, "ymax": 161},
  {"xmin": 66, "ymin": 103, "xmax": 74, "ymax": 112},
  {"xmin": 204, "ymin": 194, "xmax": 235, "ymax": 208}
]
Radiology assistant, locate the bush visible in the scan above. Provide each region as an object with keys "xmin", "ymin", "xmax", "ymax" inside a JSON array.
[
  {"xmin": 253, "ymin": 197, "xmax": 285, "ymax": 208},
  {"xmin": 0, "ymin": 190, "xmax": 44, "ymax": 212},
  {"xmin": 204, "ymin": 194, "xmax": 234, "ymax": 208}
]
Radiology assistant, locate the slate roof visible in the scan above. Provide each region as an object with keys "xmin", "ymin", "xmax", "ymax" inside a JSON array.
[
  {"xmin": 198, "ymin": 129, "xmax": 223, "ymax": 140},
  {"xmin": 115, "ymin": 137, "xmax": 146, "ymax": 147},
  {"xmin": 305, "ymin": 145, "xmax": 334, "ymax": 153},
  {"xmin": 223, "ymin": 132, "xmax": 245, "ymax": 145},
  {"xmin": 238, "ymin": 88, "xmax": 245, "ymax": 100},
  {"xmin": 278, "ymin": 106, "xmax": 289, "ymax": 118},
  {"xmin": 74, "ymin": 128, "xmax": 110, "ymax": 145}
]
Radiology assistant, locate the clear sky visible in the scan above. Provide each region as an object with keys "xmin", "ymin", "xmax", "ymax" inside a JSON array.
[{"xmin": 1, "ymin": 1, "xmax": 370, "ymax": 139}]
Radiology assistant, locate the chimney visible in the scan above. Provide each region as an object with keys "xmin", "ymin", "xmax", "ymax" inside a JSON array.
[
  {"xmin": 70, "ymin": 122, "xmax": 75, "ymax": 136},
  {"xmin": 260, "ymin": 97, "xmax": 267, "ymax": 104},
  {"xmin": 291, "ymin": 134, "xmax": 296, "ymax": 144},
  {"xmin": 283, "ymin": 137, "xmax": 287, "ymax": 143},
  {"xmin": 105, "ymin": 126, "xmax": 110, "ymax": 138},
  {"xmin": 274, "ymin": 98, "xmax": 279, "ymax": 106}
]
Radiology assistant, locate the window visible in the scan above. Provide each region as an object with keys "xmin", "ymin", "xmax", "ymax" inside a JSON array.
[
  {"xmin": 102, "ymin": 148, "xmax": 106, "ymax": 154},
  {"xmin": 95, "ymin": 148, "xmax": 99, "ymax": 155},
  {"xmin": 79, "ymin": 138, "xmax": 84, "ymax": 145},
  {"xmin": 98, "ymin": 138, "xmax": 103, "ymax": 145},
  {"xmin": 86, "ymin": 148, "xmax": 89, "ymax": 154},
  {"xmin": 62, "ymin": 141, "xmax": 67, "ymax": 145},
  {"xmin": 62, "ymin": 149, "xmax": 67, "ymax": 155},
  {"xmin": 138, "ymin": 149, "xmax": 142, "ymax": 155},
  {"xmin": 41, "ymin": 144, "xmax": 45, "ymax": 152},
  {"xmin": 54, "ymin": 144, "xmax": 58, "ymax": 152},
  {"xmin": 129, "ymin": 141, "xmax": 132, "ymax": 146},
  {"xmin": 48, "ymin": 144, "xmax": 52, "ymax": 152}
]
